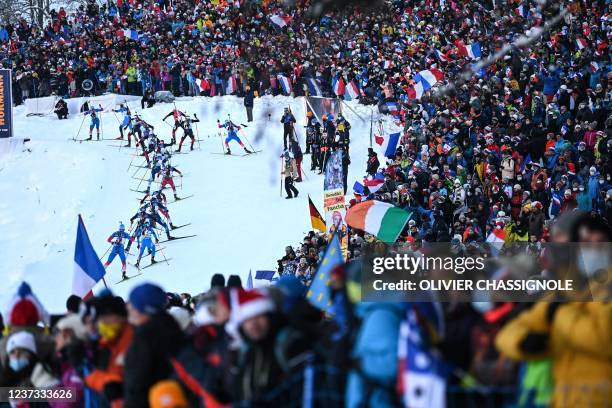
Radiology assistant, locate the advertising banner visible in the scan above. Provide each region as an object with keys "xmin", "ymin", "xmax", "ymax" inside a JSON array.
[
  {"xmin": 0, "ymin": 69, "xmax": 13, "ymax": 138},
  {"xmin": 323, "ymin": 150, "xmax": 348, "ymax": 257},
  {"xmin": 304, "ymin": 96, "xmax": 342, "ymax": 123}
]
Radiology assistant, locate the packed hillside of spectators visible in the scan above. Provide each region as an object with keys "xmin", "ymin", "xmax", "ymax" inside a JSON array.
[{"xmin": 2, "ymin": 0, "xmax": 607, "ymax": 109}]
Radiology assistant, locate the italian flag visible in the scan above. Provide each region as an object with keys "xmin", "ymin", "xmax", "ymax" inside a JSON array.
[{"xmin": 346, "ymin": 200, "xmax": 410, "ymax": 243}]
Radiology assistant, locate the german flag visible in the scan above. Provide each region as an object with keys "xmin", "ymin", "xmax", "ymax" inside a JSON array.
[{"xmin": 308, "ymin": 195, "xmax": 326, "ymax": 232}]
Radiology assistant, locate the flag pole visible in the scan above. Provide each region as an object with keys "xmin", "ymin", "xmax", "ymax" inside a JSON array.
[
  {"xmin": 340, "ymin": 98, "xmax": 365, "ymax": 122},
  {"xmin": 78, "ymin": 214, "xmax": 109, "ymax": 291},
  {"xmin": 369, "ymin": 107, "xmax": 373, "ymax": 148}
]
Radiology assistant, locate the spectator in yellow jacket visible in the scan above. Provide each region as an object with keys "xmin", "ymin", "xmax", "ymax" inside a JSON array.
[{"xmin": 496, "ymin": 214, "xmax": 612, "ymax": 408}]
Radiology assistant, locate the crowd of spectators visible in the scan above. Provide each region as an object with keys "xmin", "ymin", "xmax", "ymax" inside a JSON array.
[
  {"xmin": 1, "ymin": 207, "xmax": 610, "ymax": 407},
  {"xmin": 1, "ymin": 0, "xmax": 605, "ymax": 109}
]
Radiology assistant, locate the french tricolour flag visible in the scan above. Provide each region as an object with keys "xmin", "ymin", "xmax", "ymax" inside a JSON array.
[
  {"xmin": 408, "ymin": 68, "xmax": 444, "ymax": 100},
  {"xmin": 57, "ymin": 37, "xmax": 72, "ymax": 46},
  {"xmin": 414, "ymin": 68, "xmax": 444, "ymax": 90},
  {"xmin": 408, "ymin": 82, "xmax": 425, "ymax": 100},
  {"xmin": 116, "ymin": 28, "xmax": 139, "ymax": 41},
  {"xmin": 465, "ymin": 43, "xmax": 482, "ymax": 59},
  {"xmin": 305, "ymin": 77, "xmax": 322, "ymax": 96},
  {"xmin": 374, "ymin": 132, "xmax": 401, "ymax": 158},
  {"xmin": 516, "ymin": 4, "xmax": 526, "ymax": 17},
  {"xmin": 575, "ymin": 38, "xmax": 588, "ymax": 50},
  {"xmin": 270, "ymin": 14, "xmax": 292, "ymax": 28},
  {"xmin": 332, "ymin": 76, "xmax": 345, "ymax": 96},
  {"xmin": 195, "ymin": 78, "xmax": 210, "ymax": 91},
  {"xmin": 73, "ymin": 215, "xmax": 106, "ymax": 298},
  {"xmin": 364, "ymin": 172, "xmax": 386, "ymax": 193},
  {"xmin": 486, "ymin": 229, "xmax": 506, "ymax": 255},
  {"xmin": 353, "ymin": 181, "xmax": 365, "ymax": 195},
  {"xmin": 435, "ymin": 50, "xmax": 449, "ymax": 62},
  {"xmin": 226, "ymin": 75, "xmax": 237, "ymax": 94},
  {"xmin": 277, "ymin": 74, "xmax": 292, "ymax": 94},
  {"xmin": 386, "ymin": 101, "xmax": 399, "ymax": 116},
  {"xmin": 457, "ymin": 42, "xmax": 482, "ymax": 59},
  {"xmin": 344, "ymin": 80, "xmax": 360, "ymax": 100}
]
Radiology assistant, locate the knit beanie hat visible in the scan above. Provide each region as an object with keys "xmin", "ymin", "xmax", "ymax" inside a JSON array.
[
  {"xmin": 6, "ymin": 331, "xmax": 37, "ymax": 355},
  {"xmin": 129, "ymin": 283, "xmax": 167, "ymax": 315}
]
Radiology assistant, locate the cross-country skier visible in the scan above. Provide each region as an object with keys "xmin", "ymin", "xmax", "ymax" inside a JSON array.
[
  {"xmin": 176, "ymin": 113, "xmax": 200, "ymax": 152},
  {"xmin": 218, "ymin": 119, "xmax": 252, "ymax": 155},
  {"xmin": 160, "ymin": 162, "xmax": 183, "ymax": 200},
  {"xmin": 149, "ymin": 206, "xmax": 174, "ymax": 239},
  {"xmin": 134, "ymin": 220, "xmax": 158, "ymax": 268},
  {"xmin": 125, "ymin": 216, "xmax": 143, "ymax": 253},
  {"xmin": 140, "ymin": 188, "xmax": 167, "ymax": 206},
  {"xmin": 145, "ymin": 152, "xmax": 166, "ymax": 193},
  {"xmin": 163, "ymin": 107, "xmax": 185, "ymax": 143},
  {"xmin": 113, "ymin": 104, "xmax": 133, "ymax": 144},
  {"xmin": 280, "ymin": 107, "xmax": 296, "ymax": 150},
  {"xmin": 129, "ymin": 205, "xmax": 174, "ymax": 240},
  {"xmin": 84, "ymin": 104, "xmax": 104, "ymax": 141},
  {"xmin": 133, "ymin": 114, "xmax": 154, "ymax": 154},
  {"xmin": 144, "ymin": 132, "xmax": 162, "ymax": 163},
  {"xmin": 151, "ymin": 195, "xmax": 175, "ymax": 229},
  {"xmin": 104, "ymin": 222, "xmax": 131, "ymax": 279}
]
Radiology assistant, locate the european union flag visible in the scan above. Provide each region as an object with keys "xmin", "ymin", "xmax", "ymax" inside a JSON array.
[
  {"xmin": 306, "ymin": 235, "xmax": 343, "ymax": 313},
  {"xmin": 255, "ymin": 270, "xmax": 276, "ymax": 280}
]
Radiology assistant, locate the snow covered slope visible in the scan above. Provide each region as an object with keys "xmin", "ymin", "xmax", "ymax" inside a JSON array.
[{"xmin": 0, "ymin": 95, "xmax": 385, "ymax": 312}]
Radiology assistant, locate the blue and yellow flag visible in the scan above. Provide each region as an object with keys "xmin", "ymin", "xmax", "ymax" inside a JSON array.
[{"xmin": 306, "ymin": 235, "xmax": 343, "ymax": 313}]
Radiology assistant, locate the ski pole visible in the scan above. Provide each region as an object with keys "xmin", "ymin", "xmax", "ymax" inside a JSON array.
[
  {"xmin": 125, "ymin": 222, "xmax": 137, "ymax": 255},
  {"xmin": 135, "ymin": 170, "xmax": 151, "ymax": 192},
  {"xmin": 131, "ymin": 162, "xmax": 146, "ymax": 179},
  {"xmin": 292, "ymin": 127, "xmax": 301, "ymax": 145},
  {"xmin": 127, "ymin": 151, "xmax": 137, "ymax": 172},
  {"xmin": 74, "ymin": 114, "xmax": 86, "ymax": 141},
  {"xmin": 98, "ymin": 244, "xmax": 112, "ymax": 262},
  {"xmin": 157, "ymin": 244, "xmax": 170, "ymax": 266},
  {"xmin": 219, "ymin": 131, "xmax": 225, "ymax": 153},
  {"xmin": 112, "ymin": 110, "xmax": 121, "ymax": 124},
  {"xmin": 280, "ymin": 157, "xmax": 283, "ymax": 197},
  {"xmin": 239, "ymin": 129, "xmax": 256, "ymax": 152},
  {"xmin": 301, "ymin": 162, "xmax": 309, "ymax": 181},
  {"xmin": 195, "ymin": 121, "xmax": 201, "ymax": 150},
  {"xmin": 131, "ymin": 158, "xmax": 148, "ymax": 176}
]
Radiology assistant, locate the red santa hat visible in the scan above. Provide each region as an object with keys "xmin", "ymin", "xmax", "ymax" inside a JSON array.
[{"xmin": 231, "ymin": 289, "xmax": 275, "ymax": 326}]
